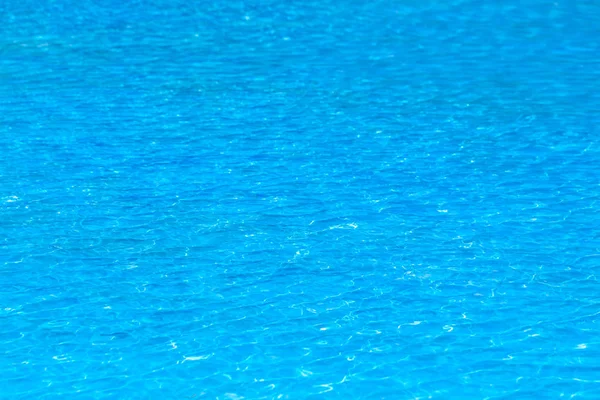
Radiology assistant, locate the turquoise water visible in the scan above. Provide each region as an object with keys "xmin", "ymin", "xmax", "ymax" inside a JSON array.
[{"xmin": 2, "ymin": 0, "xmax": 600, "ymax": 398}]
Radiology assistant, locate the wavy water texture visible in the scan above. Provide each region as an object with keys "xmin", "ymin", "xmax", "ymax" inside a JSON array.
[{"xmin": 1, "ymin": 0, "xmax": 600, "ymax": 398}]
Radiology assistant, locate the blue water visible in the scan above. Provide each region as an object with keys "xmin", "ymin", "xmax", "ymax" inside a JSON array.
[{"xmin": 2, "ymin": 0, "xmax": 600, "ymax": 398}]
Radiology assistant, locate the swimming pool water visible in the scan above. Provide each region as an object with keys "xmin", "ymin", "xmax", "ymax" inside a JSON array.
[{"xmin": 2, "ymin": 0, "xmax": 600, "ymax": 398}]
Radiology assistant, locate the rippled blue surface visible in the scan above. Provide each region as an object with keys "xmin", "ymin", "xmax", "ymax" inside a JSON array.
[{"xmin": 2, "ymin": 0, "xmax": 600, "ymax": 398}]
